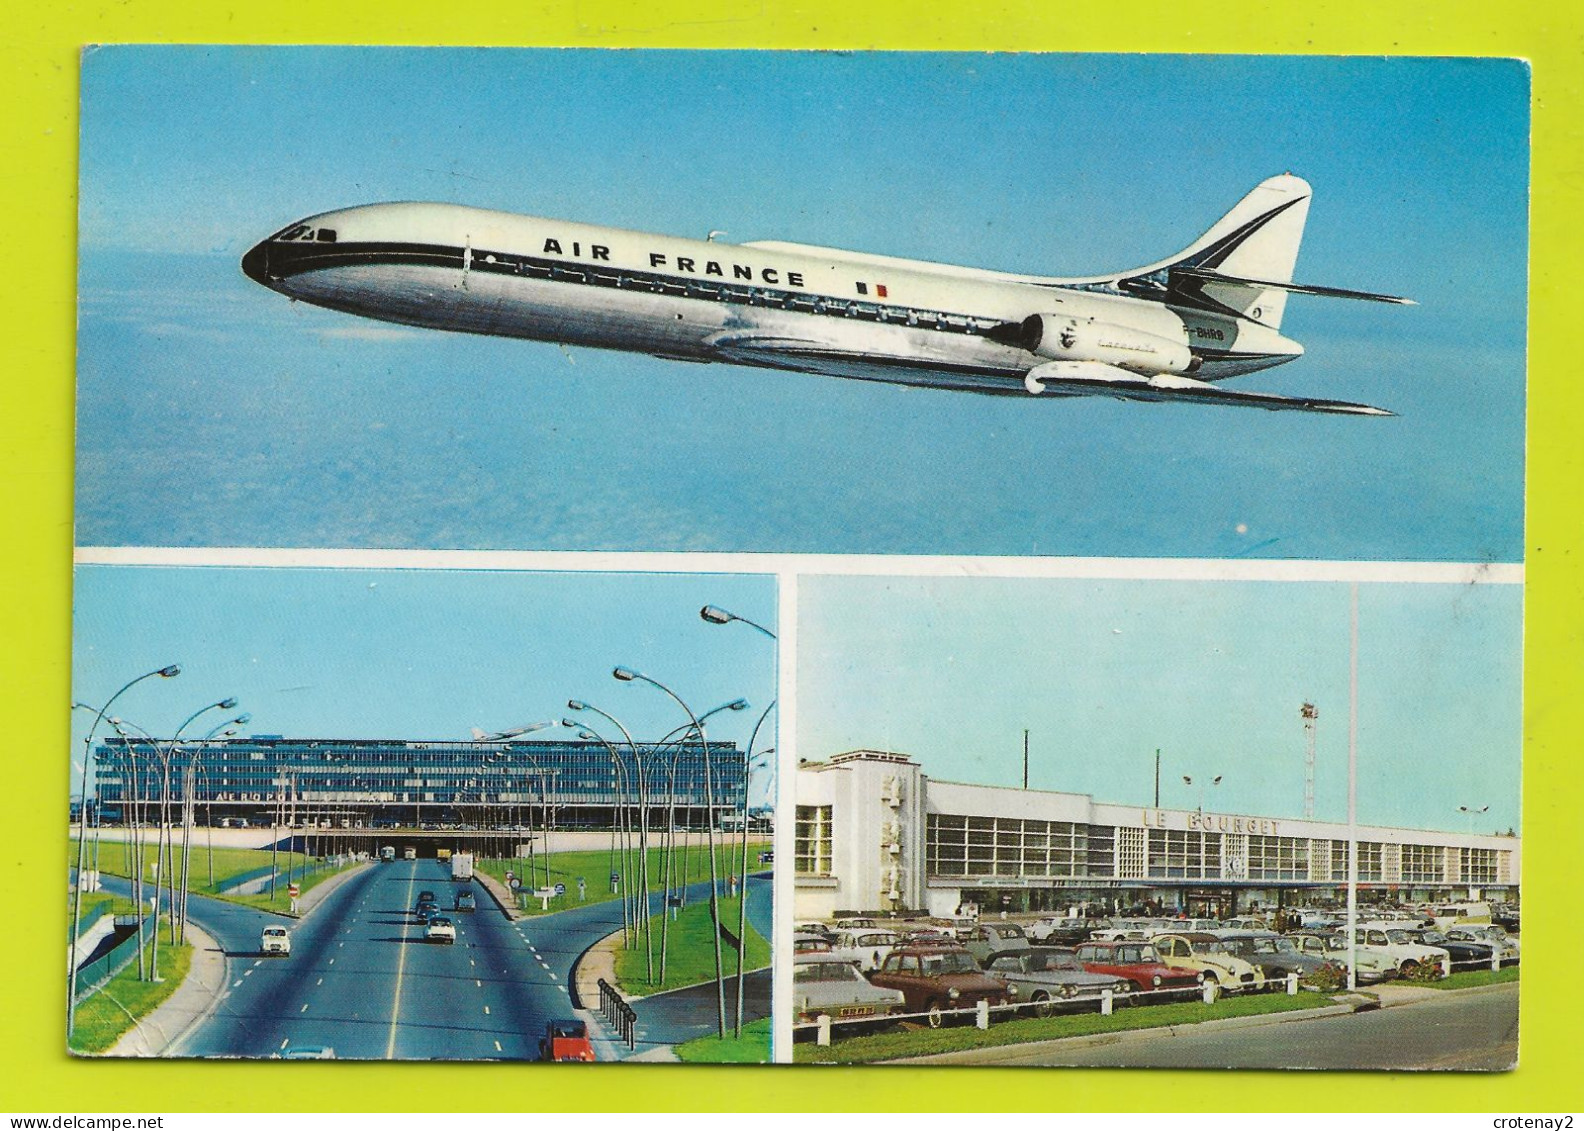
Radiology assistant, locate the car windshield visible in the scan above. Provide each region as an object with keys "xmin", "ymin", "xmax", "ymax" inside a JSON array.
[
  {"xmin": 1028, "ymin": 951, "xmax": 1081, "ymax": 972},
  {"xmin": 1385, "ymin": 930, "xmax": 1416, "ymax": 944},
  {"xmin": 795, "ymin": 962, "xmax": 861, "ymax": 983},
  {"xmin": 995, "ymin": 926, "xmax": 1026, "ymax": 938},
  {"xmin": 921, "ymin": 952, "xmax": 980, "ymax": 976}
]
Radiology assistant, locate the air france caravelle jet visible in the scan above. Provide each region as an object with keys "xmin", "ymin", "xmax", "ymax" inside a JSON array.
[{"xmin": 241, "ymin": 173, "xmax": 1411, "ymax": 415}]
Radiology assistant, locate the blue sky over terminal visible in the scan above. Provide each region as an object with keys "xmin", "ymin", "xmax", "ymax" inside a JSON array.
[
  {"xmin": 70, "ymin": 565, "xmax": 777, "ymax": 799},
  {"xmin": 76, "ymin": 49, "xmax": 1527, "ymax": 560},
  {"xmin": 797, "ymin": 575, "xmax": 1522, "ymax": 836}
]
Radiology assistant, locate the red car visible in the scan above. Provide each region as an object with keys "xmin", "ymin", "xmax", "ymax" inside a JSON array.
[
  {"xmin": 1073, "ymin": 940, "xmax": 1204, "ymax": 1000},
  {"xmin": 539, "ymin": 1018, "xmax": 596, "ymax": 1062},
  {"xmin": 867, "ymin": 944, "xmax": 1011, "ymax": 1028}
]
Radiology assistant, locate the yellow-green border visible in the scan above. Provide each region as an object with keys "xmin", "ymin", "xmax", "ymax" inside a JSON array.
[{"xmin": 5, "ymin": 0, "xmax": 1579, "ymax": 1113}]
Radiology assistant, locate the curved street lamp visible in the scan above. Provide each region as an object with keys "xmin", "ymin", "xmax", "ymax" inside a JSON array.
[
  {"xmin": 735, "ymin": 703, "xmax": 776, "ymax": 1036},
  {"xmin": 177, "ymin": 713, "xmax": 248, "ymax": 941},
  {"xmin": 613, "ymin": 667, "xmax": 727, "ymax": 1037},
  {"xmin": 699, "ymin": 605, "xmax": 777, "ymax": 640},
  {"xmin": 564, "ymin": 720, "xmax": 638, "ymax": 950},
  {"xmin": 68, "ymin": 665, "xmax": 180, "ymax": 1038},
  {"xmin": 476, "ymin": 722, "xmax": 555, "ymax": 888}
]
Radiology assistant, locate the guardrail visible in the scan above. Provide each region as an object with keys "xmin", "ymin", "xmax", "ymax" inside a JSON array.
[
  {"xmin": 795, "ymin": 972, "xmax": 1317, "ymax": 1045},
  {"xmin": 72, "ymin": 920, "xmax": 150, "ymax": 1001},
  {"xmin": 597, "ymin": 977, "xmax": 638, "ymax": 1051}
]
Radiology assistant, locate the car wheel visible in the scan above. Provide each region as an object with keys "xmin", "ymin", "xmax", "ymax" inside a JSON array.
[
  {"xmin": 1399, "ymin": 960, "xmax": 1420, "ymax": 978},
  {"xmin": 925, "ymin": 1000, "xmax": 945, "ymax": 1029},
  {"xmin": 1031, "ymin": 991, "xmax": 1053, "ymax": 1019}
]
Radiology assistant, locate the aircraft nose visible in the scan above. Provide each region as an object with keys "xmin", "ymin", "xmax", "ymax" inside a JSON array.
[{"xmin": 240, "ymin": 240, "xmax": 270, "ymax": 285}]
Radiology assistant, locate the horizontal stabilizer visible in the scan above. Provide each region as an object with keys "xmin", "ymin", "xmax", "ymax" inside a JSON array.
[{"xmin": 1170, "ymin": 266, "xmax": 1415, "ymax": 305}]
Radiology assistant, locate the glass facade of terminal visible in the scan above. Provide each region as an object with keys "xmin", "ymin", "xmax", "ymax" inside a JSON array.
[{"xmin": 93, "ymin": 735, "xmax": 745, "ymax": 828}]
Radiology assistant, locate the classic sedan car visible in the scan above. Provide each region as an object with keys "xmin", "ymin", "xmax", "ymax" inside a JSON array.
[
  {"xmin": 986, "ymin": 949, "xmax": 1130, "ymax": 1016},
  {"xmin": 1153, "ymin": 933, "xmax": 1261, "ymax": 992},
  {"xmin": 957, "ymin": 923, "xmax": 1032, "ymax": 965},
  {"xmin": 1072, "ymin": 940, "xmax": 1204, "ymax": 999},
  {"xmin": 1400, "ymin": 927, "xmax": 1500, "ymax": 967},
  {"xmin": 1025, "ymin": 917, "xmax": 1097, "ymax": 946},
  {"xmin": 1353, "ymin": 926, "xmax": 1450, "ymax": 978},
  {"xmin": 1445, "ymin": 925, "xmax": 1519, "ymax": 963},
  {"xmin": 539, "ymin": 1019, "xmax": 596, "ymax": 1062},
  {"xmin": 1286, "ymin": 930, "xmax": 1393, "ymax": 983},
  {"xmin": 793, "ymin": 954, "xmax": 906, "ymax": 1031},
  {"xmin": 793, "ymin": 932, "xmax": 835, "ymax": 956},
  {"xmin": 830, "ymin": 928, "xmax": 901, "ymax": 973},
  {"xmin": 260, "ymin": 925, "xmax": 292, "ymax": 957},
  {"xmin": 425, "ymin": 915, "xmax": 457, "ymax": 944},
  {"xmin": 867, "ymin": 945, "xmax": 1012, "ymax": 1028},
  {"xmin": 1207, "ymin": 932, "xmax": 1338, "ymax": 986}
]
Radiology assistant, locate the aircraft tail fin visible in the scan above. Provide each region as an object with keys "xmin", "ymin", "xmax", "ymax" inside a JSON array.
[{"xmin": 1117, "ymin": 174, "xmax": 1313, "ymax": 329}]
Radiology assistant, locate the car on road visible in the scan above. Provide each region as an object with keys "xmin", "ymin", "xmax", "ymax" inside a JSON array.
[
  {"xmin": 417, "ymin": 890, "xmax": 437, "ymax": 906},
  {"xmin": 540, "ymin": 1019, "xmax": 596, "ymax": 1062},
  {"xmin": 454, "ymin": 890, "xmax": 477, "ymax": 912},
  {"xmin": 1073, "ymin": 940, "xmax": 1204, "ymax": 999},
  {"xmin": 402, "ymin": 846, "xmax": 416, "ymax": 860},
  {"xmin": 867, "ymin": 944, "xmax": 1012, "ymax": 1028},
  {"xmin": 415, "ymin": 900, "xmax": 440, "ymax": 923},
  {"xmin": 425, "ymin": 915, "xmax": 457, "ymax": 944},
  {"xmin": 793, "ymin": 954, "xmax": 906, "ymax": 1031},
  {"xmin": 278, "ymin": 1044, "xmax": 336, "ymax": 1059},
  {"xmin": 260, "ymin": 925, "xmax": 292, "ymax": 957},
  {"xmin": 985, "ymin": 949, "xmax": 1130, "ymax": 1016}
]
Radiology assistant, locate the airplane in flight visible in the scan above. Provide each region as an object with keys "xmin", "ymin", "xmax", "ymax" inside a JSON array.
[{"xmin": 241, "ymin": 173, "xmax": 1411, "ymax": 415}]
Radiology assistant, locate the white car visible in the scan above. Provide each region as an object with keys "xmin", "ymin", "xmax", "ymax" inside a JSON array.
[
  {"xmin": 260, "ymin": 925, "xmax": 292, "ymax": 956},
  {"xmin": 1446, "ymin": 925, "xmax": 1519, "ymax": 962},
  {"xmin": 1354, "ymin": 926, "xmax": 1450, "ymax": 977},
  {"xmin": 830, "ymin": 928, "xmax": 900, "ymax": 973},
  {"xmin": 425, "ymin": 916, "xmax": 457, "ymax": 944}
]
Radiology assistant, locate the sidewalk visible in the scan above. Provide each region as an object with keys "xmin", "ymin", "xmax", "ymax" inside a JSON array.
[{"xmin": 105, "ymin": 922, "xmax": 226, "ymax": 1057}]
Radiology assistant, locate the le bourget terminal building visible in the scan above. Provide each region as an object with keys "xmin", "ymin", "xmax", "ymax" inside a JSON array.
[{"xmin": 794, "ymin": 751, "xmax": 1520, "ymax": 922}]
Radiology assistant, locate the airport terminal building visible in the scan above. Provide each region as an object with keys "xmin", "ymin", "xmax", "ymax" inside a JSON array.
[
  {"xmin": 795, "ymin": 751, "xmax": 1520, "ymax": 920},
  {"xmin": 92, "ymin": 734, "xmax": 747, "ymax": 829}
]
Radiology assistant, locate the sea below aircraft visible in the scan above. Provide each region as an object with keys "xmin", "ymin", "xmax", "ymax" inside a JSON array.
[{"xmin": 242, "ymin": 174, "xmax": 1411, "ymax": 415}]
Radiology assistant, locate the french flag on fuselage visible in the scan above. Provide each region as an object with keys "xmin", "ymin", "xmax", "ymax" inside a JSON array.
[{"xmin": 855, "ymin": 281, "xmax": 889, "ymax": 298}]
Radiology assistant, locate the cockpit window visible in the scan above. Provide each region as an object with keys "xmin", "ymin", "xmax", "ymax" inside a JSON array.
[
  {"xmin": 316, "ymin": 228, "xmax": 337, "ymax": 242},
  {"xmin": 273, "ymin": 224, "xmax": 310, "ymax": 241},
  {"xmin": 271, "ymin": 224, "xmax": 336, "ymax": 243}
]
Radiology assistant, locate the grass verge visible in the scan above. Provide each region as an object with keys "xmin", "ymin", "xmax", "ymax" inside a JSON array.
[
  {"xmin": 675, "ymin": 1017, "xmax": 772, "ymax": 1064},
  {"xmin": 71, "ymin": 838, "xmax": 360, "ymax": 916},
  {"xmin": 1421, "ymin": 966, "xmax": 1521, "ymax": 990},
  {"xmin": 475, "ymin": 840, "xmax": 768, "ymax": 918},
  {"xmin": 69, "ymin": 925, "xmax": 193, "ymax": 1055},
  {"xmin": 794, "ymin": 990, "xmax": 1335, "ymax": 1063},
  {"xmin": 613, "ymin": 893, "xmax": 770, "ymax": 996}
]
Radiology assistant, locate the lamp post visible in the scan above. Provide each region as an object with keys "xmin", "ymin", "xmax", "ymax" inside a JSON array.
[
  {"xmin": 177, "ymin": 714, "xmax": 247, "ymax": 941},
  {"xmin": 68, "ymin": 664, "xmax": 180, "ymax": 1037},
  {"xmin": 105, "ymin": 718, "xmax": 158, "ymax": 980},
  {"xmin": 613, "ymin": 668, "xmax": 727, "ymax": 1038},
  {"xmin": 699, "ymin": 601, "xmax": 777, "ymax": 1037},
  {"xmin": 475, "ymin": 723, "xmax": 554, "ymax": 888},
  {"xmin": 1181, "ymin": 773, "xmax": 1223, "ymax": 817},
  {"xmin": 564, "ymin": 721, "xmax": 637, "ymax": 949}
]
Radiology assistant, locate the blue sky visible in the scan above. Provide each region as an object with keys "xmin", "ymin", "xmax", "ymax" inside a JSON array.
[
  {"xmin": 797, "ymin": 575, "xmax": 1522, "ymax": 834},
  {"xmin": 76, "ymin": 50, "xmax": 1528, "ymax": 559},
  {"xmin": 70, "ymin": 566, "xmax": 777, "ymax": 800}
]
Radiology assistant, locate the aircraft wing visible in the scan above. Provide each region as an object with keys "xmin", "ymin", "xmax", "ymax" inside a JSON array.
[{"xmin": 706, "ymin": 331, "xmax": 1393, "ymax": 416}]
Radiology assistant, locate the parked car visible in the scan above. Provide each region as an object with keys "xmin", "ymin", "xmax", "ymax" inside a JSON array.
[
  {"xmin": 1353, "ymin": 926, "xmax": 1450, "ymax": 978},
  {"xmin": 986, "ymin": 949, "xmax": 1130, "ymax": 1016},
  {"xmin": 867, "ymin": 945, "xmax": 1012, "ymax": 1028},
  {"xmin": 957, "ymin": 922, "xmax": 1032, "ymax": 965},
  {"xmin": 539, "ymin": 1019, "xmax": 596, "ymax": 1062},
  {"xmin": 260, "ymin": 925, "xmax": 292, "ymax": 957},
  {"xmin": 1072, "ymin": 940, "xmax": 1203, "ymax": 998},
  {"xmin": 425, "ymin": 915, "xmax": 457, "ymax": 944},
  {"xmin": 1286, "ymin": 930, "xmax": 1393, "ymax": 983},
  {"xmin": 1445, "ymin": 925, "xmax": 1519, "ymax": 963},
  {"xmin": 1153, "ymin": 932, "xmax": 1261, "ymax": 992},
  {"xmin": 830, "ymin": 928, "xmax": 901, "ymax": 973},
  {"xmin": 794, "ymin": 932, "xmax": 835, "ymax": 956},
  {"xmin": 1400, "ymin": 927, "xmax": 1498, "ymax": 967},
  {"xmin": 1207, "ymin": 932, "xmax": 1337, "ymax": 986},
  {"xmin": 1025, "ymin": 917, "xmax": 1096, "ymax": 946},
  {"xmin": 793, "ymin": 954, "xmax": 906, "ymax": 1031}
]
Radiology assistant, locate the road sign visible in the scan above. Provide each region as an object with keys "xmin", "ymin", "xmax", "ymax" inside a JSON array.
[
  {"xmin": 553, "ymin": 882, "xmax": 566, "ymax": 896},
  {"xmin": 288, "ymin": 883, "xmax": 301, "ymax": 898},
  {"xmin": 508, "ymin": 876, "xmax": 521, "ymax": 890}
]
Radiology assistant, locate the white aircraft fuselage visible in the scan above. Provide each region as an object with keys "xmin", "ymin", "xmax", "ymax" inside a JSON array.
[{"xmin": 242, "ymin": 175, "xmax": 1409, "ymax": 414}]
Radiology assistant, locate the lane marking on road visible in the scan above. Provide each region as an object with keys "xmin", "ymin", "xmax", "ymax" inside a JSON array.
[
  {"xmin": 328, "ymin": 958, "xmax": 335, "ymax": 965},
  {"xmin": 280, "ymin": 1038, "xmax": 289, "ymax": 1050},
  {"xmin": 233, "ymin": 980, "xmax": 243, "ymax": 988},
  {"xmin": 559, "ymin": 985, "xmax": 569, "ymax": 995},
  {"xmin": 483, "ymin": 1005, "xmax": 490, "ymax": 1015},
  {"xmin": 548, "ymin": 973, "xmax": 557, "ymax": 981},
  {"xmin": 244, "ymin": 969, "xmax": 253, "ymax": 977},
  {"xmin": 300, "ymin": 1003, "xmax": 309, "ymax": 1013},
  {"xmin": 469, "ymin": 959, "xmax": 476, "ymax": 968},
  {"xmin": 339, "ymin": 942, "xmax": 345, "ymax": 948},
  {"xmin": 385, "ymin": 869, "xmax": 419, "ymax": 1060},
  {"xmin": 539, "ymin": 960, "xmax": 550, "ymax": 970},
  {"xmin": 476, "ymin": 980, "xmax": 482, "ymax": 988},
  {"xmin": 316, "ymin": 978, "xmax": 323, "ymax": 986},
  {"xmin": 252, "ymin": 960, "xmax": 262, "ymax": 967},
  {"xmin": 494, "ymin": 1040, "xmax": 502, "ymax": 1052}
]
